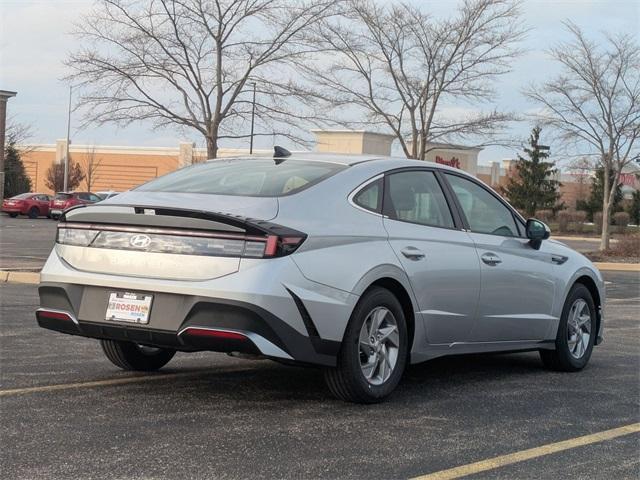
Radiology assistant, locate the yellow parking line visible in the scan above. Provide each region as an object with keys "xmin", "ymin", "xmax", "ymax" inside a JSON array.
[
  {"xmin": 412, "ymin": 423, "xmax": 640, "ymax": 480},
  {"xmin": 0, "ymin": 369, "xmax": 226, "ymax": 397}
]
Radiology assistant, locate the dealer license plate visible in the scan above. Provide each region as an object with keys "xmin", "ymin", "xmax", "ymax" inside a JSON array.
[{"xmin": 106, "ymin": 292, "xmax": 153, "ymax": 324}]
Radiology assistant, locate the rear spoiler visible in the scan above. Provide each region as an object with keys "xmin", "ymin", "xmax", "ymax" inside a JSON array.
[{"xmin": 61, "ymin": 203, "xmax": 303, "ymax": 238}]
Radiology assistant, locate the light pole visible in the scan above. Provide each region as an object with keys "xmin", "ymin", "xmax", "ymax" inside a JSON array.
[
  {"xmin": 249, "ymin": 82, "xmax": 256, "ymax": 154},
  {"xmin": 0, "ymin": 90, "xmax": 18, "ymax": 200},
  {"xmin": 63, "ymin": 85, "xmax": 73, "ymax": 191}
]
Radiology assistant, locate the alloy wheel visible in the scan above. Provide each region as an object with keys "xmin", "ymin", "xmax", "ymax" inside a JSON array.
[
  {"xmin": 567, "ymin": 298, "xmax": 591, "ymax": 359},
  {"xmin": 359, "ymin": 306, "xmax": 400, "ymax": 385}
]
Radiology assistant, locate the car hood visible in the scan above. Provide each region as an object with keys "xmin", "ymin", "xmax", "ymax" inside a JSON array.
[{"xmin": 102, "ymin": 191, "xmax": 279, "ymax": 220}]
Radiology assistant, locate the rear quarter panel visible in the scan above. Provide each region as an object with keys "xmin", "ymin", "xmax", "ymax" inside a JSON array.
[{"xmin": 277, "ymin": 164, "xmax": 424, "ymax": 351}]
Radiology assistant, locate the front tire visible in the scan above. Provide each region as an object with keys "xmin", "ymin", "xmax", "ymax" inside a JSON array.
[
  {"xmin": 100, "ymin": 339, "xmax": 176, "ymax": 371},
  {"xmin": 540, "ymin": 283, "xmax": 596, "ymax": 371},
  {"xmin": 324, "ymin": 287, "xmax": 408, "ymax": 403}
]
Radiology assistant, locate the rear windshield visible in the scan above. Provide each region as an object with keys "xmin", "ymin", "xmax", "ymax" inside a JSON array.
[
  {"xmin": 136, "ymin": 158, "xmax": 345, "ymax": 197},
  {"xmin": 55, "ymin": 193, "xmax": 73, "ymax": 200},
  {"xmin": 11, "ymin": 193, "xmax": 32, "ymax": 199}
]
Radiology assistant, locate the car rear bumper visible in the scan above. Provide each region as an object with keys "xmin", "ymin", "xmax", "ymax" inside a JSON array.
[
  {"xmin": 2, "ymin": 207, "xmax": 23, "ymax": 214},
  {"xmin": 36, "ymin": 289, "xmax": 322, "ymax": 362},
  {"xmin": 37, "ymin": 249, "xmax": 358, "ymax": 366}
]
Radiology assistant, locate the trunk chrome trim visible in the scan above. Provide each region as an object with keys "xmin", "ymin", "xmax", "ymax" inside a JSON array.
[{"xmin": 59, "ymin": 222, "xmax": 266, "ymax": 242}]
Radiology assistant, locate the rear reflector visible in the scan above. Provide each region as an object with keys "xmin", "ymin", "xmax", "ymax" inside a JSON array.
[
  {"xmin": 36, "ymin": 309, "xmax": 74, "ymax": 322},
  {"xmin": 181, "ymin": 328, "xmax": 247, "ymax": 340}
]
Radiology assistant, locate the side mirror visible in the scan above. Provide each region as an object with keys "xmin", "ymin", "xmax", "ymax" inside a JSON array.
[{"xmin": 526, "ymin": 218, "xmax": 550, "ymax": 250}]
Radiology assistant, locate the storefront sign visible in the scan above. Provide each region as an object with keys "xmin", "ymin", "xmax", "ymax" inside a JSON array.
[
  {"xmin": 435, "ymin": 155, "xmax": 461, "ymax": 169},
  {"xmin": 620, "ymin": 172, "xmax": 638, "ymax": 188}
]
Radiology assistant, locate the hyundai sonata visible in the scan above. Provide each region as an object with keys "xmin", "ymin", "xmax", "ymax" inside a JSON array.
[{"xmin": 36, "ymin": 149, "xmax": 604, "ymax": 403}]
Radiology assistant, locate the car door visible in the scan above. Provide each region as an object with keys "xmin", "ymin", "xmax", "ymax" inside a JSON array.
[
  {"xmin": 35, "ymin": 195, "xmax": 50, "ymax": 214},
  {"xmin": 442, "ymin": 173, "xmax": 556, "ymax": 342},
  {"xmin": 381, "ymin": 169, "xmax": 481, "ymax": 345}
]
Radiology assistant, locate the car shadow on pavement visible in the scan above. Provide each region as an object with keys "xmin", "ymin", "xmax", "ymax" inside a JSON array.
[{"xmin": 142, "ymin": 351, "xmax": 550, "ymax": 406}]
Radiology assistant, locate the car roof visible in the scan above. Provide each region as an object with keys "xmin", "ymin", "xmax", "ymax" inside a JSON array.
[{"xmin": 209, "ymin": 152, "xmax": 470, "ymax": 174}]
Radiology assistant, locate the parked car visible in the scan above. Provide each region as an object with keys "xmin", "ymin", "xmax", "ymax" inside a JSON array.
[
  {"xmin": 95, "ymin": 191, "xmax": 120, "ymax": 201},
  {"xmin": 49, "ymin": 192, "xmax": 102, "ymax": 220},
  {"xmin": 2, "ymin": 193, "xmax": 52, "ymax": 218},
  {"xmin": 36, "ymin": 150, "xmax": 604, "ymax": 403}
]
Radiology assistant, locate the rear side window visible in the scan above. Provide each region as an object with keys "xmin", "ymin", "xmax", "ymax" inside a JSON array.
[
  {"xmin": 137, "ymin": 159, "xmax": 345, "ymax": 197},
  {"xmin": 353, "ymin": 179, "xmax": 382, "ymax": 213},
  {"xmin": 385, "ymin": 171, "xmax": 454, "ymax": 228}
]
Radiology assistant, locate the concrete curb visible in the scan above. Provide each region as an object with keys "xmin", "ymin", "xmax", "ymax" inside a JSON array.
[
  {"xmin": 1, "ymin": 271, "xmax": 41, "ymax": 285},
  {"xmin": 594, "ymin": 262, "xmax": 640, "ymax": 272},
  {"xmin": 552, "ymin": 236, "xmax": 619, "ymax": 243}
]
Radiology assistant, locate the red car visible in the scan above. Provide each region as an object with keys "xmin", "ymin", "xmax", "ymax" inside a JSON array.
[
  {"xmin": 49, "ymin": 191, "xmax": 102, "ymax": 220},
  {"xmin": 2, "ymin": 193, "xmax": 52, "ymax": 218}
]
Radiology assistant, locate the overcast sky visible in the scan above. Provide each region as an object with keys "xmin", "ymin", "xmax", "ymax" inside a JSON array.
[{"xmin": 0, "ymin": 0, "xmax": 638, "ymax": 164}]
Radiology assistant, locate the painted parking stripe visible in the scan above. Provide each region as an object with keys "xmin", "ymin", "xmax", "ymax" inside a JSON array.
[
  {"xmin": 411, "ymin": 423, "xmax": 640, "ymax": 480},
  {"xmin": 0, "ymin": 368, "xmax": 240, "ymax": 397}
]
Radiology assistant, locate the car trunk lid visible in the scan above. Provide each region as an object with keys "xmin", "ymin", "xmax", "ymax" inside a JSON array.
[{"xmin": 54, "ymin": 199, "xmax": 304, "ymax": 281}]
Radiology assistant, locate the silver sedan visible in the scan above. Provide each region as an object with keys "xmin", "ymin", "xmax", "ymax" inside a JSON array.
[{"xmin": 37, "ymin": 149, "xmax": 604, "ymax": 403}]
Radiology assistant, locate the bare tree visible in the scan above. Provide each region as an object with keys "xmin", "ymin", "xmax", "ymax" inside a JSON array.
[
  {"xmin": 297, "ymin": 0, "xmax": 525, "ymax": 159},
  {"xmin": 5, "ymin": 118, "xmax": 34, "ymax": 147},
  {"xmin": 526, "ymin": 23, "xmax": 640, "ymax": 250},
  {"xmin": 82, "ymin": 146, "xmax": 102, "ymax": 191},
  {"xmin": 66, "ymin": 0, "xmax": 341, "ymax": 158}
]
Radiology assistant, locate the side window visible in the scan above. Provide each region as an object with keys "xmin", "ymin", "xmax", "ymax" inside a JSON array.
[
  {"xmin": 444, "ymin": 174, "xmax": 519, "ymax": 237},
  {"xmin": 386, "ymin": 171, "xmax": 454, "ymax": 228},
  {"xmin": 353, "ymin": 178, "xmax": 382, "ymax": 213},
  {"xmin": 77, "ymin": 193, "xmax": 89, "ymax": 201},
  {"xmin": 89, "ymin": 194, "xmax": 102, "ymax": 202}
]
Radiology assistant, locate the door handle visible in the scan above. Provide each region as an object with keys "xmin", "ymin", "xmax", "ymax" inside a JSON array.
[
  {"xmin": 401, "ymin": 247, "xmax": 426, "ymax": 261},
  {"xmin": 481, "ymin": 252, "xmax": 502, "ymax": 266}
]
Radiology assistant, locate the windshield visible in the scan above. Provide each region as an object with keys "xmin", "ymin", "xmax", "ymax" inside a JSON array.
[{"xmin": 136, "ymin": 158, "xmax": 345, "ymax": 197}]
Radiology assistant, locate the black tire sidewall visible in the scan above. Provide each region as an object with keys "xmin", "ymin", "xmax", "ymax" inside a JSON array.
[
  {"xmin": 340, "ymin": 287, "xmax": 408, "ymax": 401},
  {"xmin": 101, "ymin": 339, "xmax": 175, "ymax": 371},
  {"xmin": 556, "ymin": 284, "xmax": 596, "ymax": 370},
  {"xmin": 28, "ymin": 207, "xmax": 39, "ymax": 219}
]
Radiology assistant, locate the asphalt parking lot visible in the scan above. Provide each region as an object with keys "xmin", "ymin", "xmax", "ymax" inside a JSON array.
[
  {"xmin": 0, "ymin": 215, "xmax": 57, "ymax": 270},
  {"xmin": 0, "ymin": 270, "xmax": 638, "ymax": 479}
]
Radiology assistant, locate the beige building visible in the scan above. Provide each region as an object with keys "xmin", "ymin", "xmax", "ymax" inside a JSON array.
[{"xmin": 20, "ymin": 130, "xmax": 633, "ymax": 210}]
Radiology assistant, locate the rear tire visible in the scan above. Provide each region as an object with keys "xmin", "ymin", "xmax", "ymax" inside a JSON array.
[
  {"xmin": 50, "ymin": 214, "xmax": 60, "ymax": 220},
  {"xmin": 100, "ymin": 339, "xmax": 176, "ymax": 371},
  {"xmin": 324, "ymin": 287, "xmax": 408, "ymax": 403},
  {"xmin": 8, "ymin": 213, "xmax": 18, "ymax": 218},
  {"xmin": 540, "ymin": 283, "xmax": 596, "ymax": 371},
  {"xmin": 28, "ymin": 207, "xmax": 39, "ymax": 219}
]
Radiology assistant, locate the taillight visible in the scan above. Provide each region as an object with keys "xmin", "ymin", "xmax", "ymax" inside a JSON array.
[
  {"xmin": 56, "ymin": 223, "xmax": 306, "ymax": 258},
  {"xmin": 263, "ymin": 235, "xmax": 305, "ymax": 257}
]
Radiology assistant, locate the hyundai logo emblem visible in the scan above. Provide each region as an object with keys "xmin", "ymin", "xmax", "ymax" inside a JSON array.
[{"xmin": 129, "ymin": 234, "xmax": 152, "ymax": 248}]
